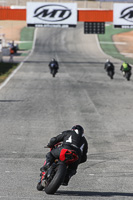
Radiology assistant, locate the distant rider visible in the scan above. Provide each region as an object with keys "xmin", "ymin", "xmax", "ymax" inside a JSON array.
[
  {"xmin": 120, "ymin": 62, "xmax": 132, "ymax": 73},
  {"xmin": 40, "ymin": 125, "xmax": 88, "ymax": 186},
  {"xmin": 120, "ymin": 62, "xmax": 132, "ymax": 80},
  {"xmin": 49, "ymin": 58, "xmax": 59, "ymax": 74},
  {"xmin": 104, "ymin": 59, "xmax": 115, "ymax": 78}
]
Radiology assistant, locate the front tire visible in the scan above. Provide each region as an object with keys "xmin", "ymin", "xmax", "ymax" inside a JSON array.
[
  {"xmin": 45, "ymin": 164, "xmax": 66, "ymax": 194},
  {"xmin": 37, "ymin": 182, "xmax": 44, "ymax": 191}
]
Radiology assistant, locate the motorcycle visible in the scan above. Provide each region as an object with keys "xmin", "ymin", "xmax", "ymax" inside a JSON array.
[
  {"xmin": 123, "ymin": 71, "xmax": 131, "ymax": 81},
  {"xmin": 37, "ymin": 143, "xmax": 78, "ymax": 194}
]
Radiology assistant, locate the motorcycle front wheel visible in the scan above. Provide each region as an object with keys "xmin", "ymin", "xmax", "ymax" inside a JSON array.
[{"xmin": 37, "ymin": 181, "xmax": 44, "ymax": 191}]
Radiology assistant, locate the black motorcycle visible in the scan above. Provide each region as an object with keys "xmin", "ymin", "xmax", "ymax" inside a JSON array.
[
  {"xmin": 37, "ymin": 143, "xmax": 78, "ymax": 194},
  {"xmin": 104, "ymin": 62, "xmax": 115, "ymax": 79}
]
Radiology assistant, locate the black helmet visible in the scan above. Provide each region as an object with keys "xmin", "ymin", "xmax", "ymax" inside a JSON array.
[{"xmin": 71, "ymin": 125, "xmax": 84, "ymax": 136}]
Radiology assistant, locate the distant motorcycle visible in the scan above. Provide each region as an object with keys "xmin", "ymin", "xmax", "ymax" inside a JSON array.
[
  {"xmin": 104, "ymin": 60, "xmax": 115, "ymax": 79},
  {"xmin": 49, "ymin": 60, "xmax": 59, "ymax": 77},
  {"xmin": 37, "ymin": 143, "xmax": 78, "ymax": 194}
]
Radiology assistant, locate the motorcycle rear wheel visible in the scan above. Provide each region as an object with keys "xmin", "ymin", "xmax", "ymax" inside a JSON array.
[
  {"xmin": 51, "ymin": 69, "xmax": 56, "ymax": 77},
  {"xmin": 125, "ymin": 72, "xmax": 131, "ymax": 81},
  {"xmin": 108, "ymin": 70, "xmax": 113, "ymax": 79},
  {"xmin": 45, "ymin": 163, "xmax": 66, "ymax": 194}
]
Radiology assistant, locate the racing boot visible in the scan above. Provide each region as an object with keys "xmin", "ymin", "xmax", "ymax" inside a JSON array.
[{"xmin": 62, "ymin": 169, "xmax": 76, "ymax": 186}]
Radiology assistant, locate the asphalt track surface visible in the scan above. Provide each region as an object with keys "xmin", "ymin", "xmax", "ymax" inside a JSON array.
[{"xmin": 1, "ymin": 23, "xmax": 133, "ymax": 200}]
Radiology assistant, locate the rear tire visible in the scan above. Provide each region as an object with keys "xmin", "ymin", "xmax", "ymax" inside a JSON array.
[
  {"xmin": 108, "ymin": 71, "xmax": 113, "ymax": 79},
  {"xmin": 52, "ymin": 69, "xmax": 56, "ymax": 77},
  {"xmin": 125, "ymin": 72, "xmax": 131, "ymax": 81},
  {"xmin": 45, "ymin": 164, "xmax": 66, "ymax": 194}
]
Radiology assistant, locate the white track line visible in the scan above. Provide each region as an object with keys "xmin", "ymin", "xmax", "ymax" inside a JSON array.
[
  {"xmin": 99, "ymin": 41, "xmax": 126, "ymax": 45},
  {"xmin": 0, "ymin": 28, "xmax": 38, "ymax": 91}
]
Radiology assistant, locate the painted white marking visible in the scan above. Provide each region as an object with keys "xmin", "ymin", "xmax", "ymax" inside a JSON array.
[
  {"xmin": 15, "ymin": 41, "xmax": 33, "ymax": 43},
  {"xmin": 121, "ymin": 52, "xmax": 133, "ymax": 55},
  {"xmin": 100, "ymin": 41, "xmax": 126, "ymax": 45},
  {"xmin": 12, "ymin": 151, "xmax": 17, "ymax": 154},
  {"xmin": 17, "ymin": 137, "xmax": 22, "ymax": 140}
]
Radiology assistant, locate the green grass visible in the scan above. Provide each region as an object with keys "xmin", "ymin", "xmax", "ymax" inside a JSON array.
[
  {"xmin": 0, "ymin": 62, "xmax": 18, "ymax": 83},
  {"xmin": 19, "ymin": 27, "xmax": 35, "ymax": 51},
  {"xmin": 98, "ymin": 25, "xmax": 133, "ymax": 64}
]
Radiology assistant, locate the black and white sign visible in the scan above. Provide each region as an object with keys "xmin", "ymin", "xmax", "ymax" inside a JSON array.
[
  {"xmin": 27, "ymin": 2, "xmax": 77, "ymax": 27},
  {"xmin": 114, "ymin": 3, "xmax": 133, "ymax": 28}
]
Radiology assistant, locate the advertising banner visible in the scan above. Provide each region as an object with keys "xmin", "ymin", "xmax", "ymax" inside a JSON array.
[
  {"xmin": 114, "ymin": 3, "xmax": 133, "ymax": 28},
  {"xmin": 27, "ymin": 2, "xmax": 77, "ymax": 27}
]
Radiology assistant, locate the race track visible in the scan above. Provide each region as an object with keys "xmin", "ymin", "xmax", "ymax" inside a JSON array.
[{"xmin": 1, "ymin": 22, "xmax": 133, "ymax": 199}]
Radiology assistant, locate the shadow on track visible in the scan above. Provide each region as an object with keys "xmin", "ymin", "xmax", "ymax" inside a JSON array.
[
  {"xmin": 24, "ymin": 60, "xmax": 120, "ymax": 66},
  {"xmin": 56, "ymin": 190, "xmax": 133, "ymax": 197},
  {"xmin": 0, "ymin": 100, "xmax": 23, "ymax": 102},
  {"xmin": 24, "ymin": 60, "xmax": 104, "ymax": 65}
]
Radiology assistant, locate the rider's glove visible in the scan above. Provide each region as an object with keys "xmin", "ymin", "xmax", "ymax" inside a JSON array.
[{"xmin": 47, "ymin": 143, "xmax": 53, "ymax": 148}]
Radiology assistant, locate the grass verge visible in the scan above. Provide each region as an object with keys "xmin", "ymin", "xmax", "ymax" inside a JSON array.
[
  {"xmin": 0, "ymin": 62, "xmax": 18, "ymax": 83},
  {"xmin": 98, "ymin": 25, "xmax": 133, "ymax": 64},
  {"xmin": 19, "ymin": 27, "xmax": 35, "ymax": 53}
]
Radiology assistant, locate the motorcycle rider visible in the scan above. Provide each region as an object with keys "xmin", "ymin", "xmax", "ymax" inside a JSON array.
[
  {"xmin": 120, "ymin": 62, "xmax": 132, "ymax": 79},
  {"xmin": 40, "ymin": 125, "xmax": 88, "ymax": 186},
  {"xmin": 104, "ymin": 59, "xmax": 115, "ymax": 78},
  {"xmin": 49, "ymin": 58, "xmax": 59, "ymax": 74}
]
